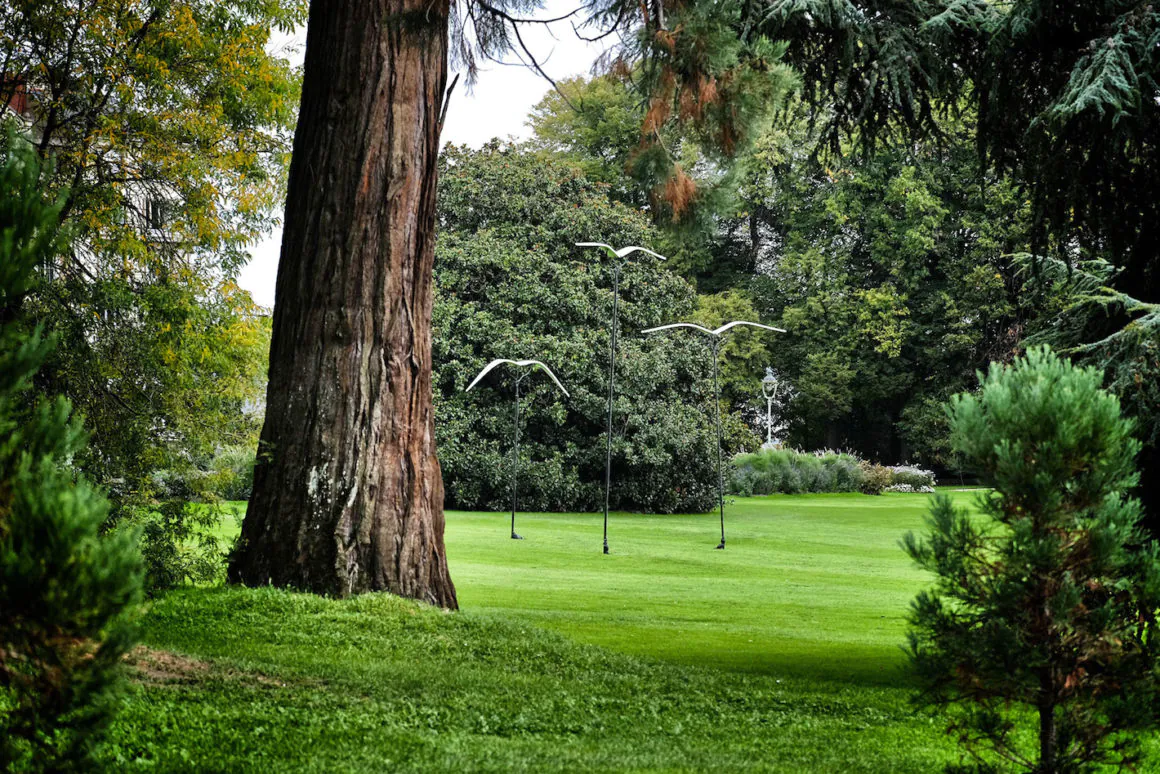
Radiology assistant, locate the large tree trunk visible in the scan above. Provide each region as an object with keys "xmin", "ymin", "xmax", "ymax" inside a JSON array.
[
  {"xmin": 229, "ymin": 0, "xmax": 457, "ymax": 608},
  {"xmin": 1038, "ymin": 687, "xmax": 1058, "ymax": 774}
]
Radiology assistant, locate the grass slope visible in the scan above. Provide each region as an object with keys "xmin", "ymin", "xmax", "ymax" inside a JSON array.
[
  {"xmin": 104, "ymin": 492, "xmax": 975, "ymax": 771},
  {"xmin": 108, "ymin": 591, "xmax": 958, "ymax": 772}
]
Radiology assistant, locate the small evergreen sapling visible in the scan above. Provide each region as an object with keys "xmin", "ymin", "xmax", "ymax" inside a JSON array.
[
  {"xmin": 0, "ymin": 139, "xmax": 143, "ymax": 770},
  {"xmin": 904, "ymin": 346, "xmax": 1160, "ymax": 773}
]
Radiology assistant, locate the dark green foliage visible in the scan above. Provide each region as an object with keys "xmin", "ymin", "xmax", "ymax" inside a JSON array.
[
  {"xmin": 1019, "ymin": 254, "xmax": 1160, "ymax": 526},
  {"xmin": 528, "ymin": 76, "xmax": 654, "ymax": 208},
  {"xmin": 760, "ymin": 1, "xmax": 1160, "ymax": 292},
  {"xmin": 974, "ymin": 3, "xmax": 1160, "ymax": 295},
  {"xmin": 0, "ymin": 141, "xmax": 143, "ymax": 771},
  {"xmin": 528, "ymin": 75, "xmax": 726, "ymax": 278},
  {"xmin": 530, "ymin": 75, "xmax": 1032, "ymax": 467},
  {"xmin": 32, "ymin": 276, "xmax": 268, "ymax": 592},
  {"xmin": 435, "ymin": 143, "xmax": 748, "ymax": 513},
  {"xmin": 759, "ymin": 0, "xmax": 978, "ymax": 152},
  {"xmin": 1021, "ymin": 256, "xmax": 1160, "ymax": 448},
  {"xmin": 692, "ymin": 289, "xmax": 774, "ymax": 410},
  {"xmin": 33, "ymin": 277, "xmax": 270, "ymax": 500},
  {"xmin": 904, "ymin": 347, "xmax": 1160, "ymax": 772},
  {"xmin": 117, "ymin": 502, "xmax": 225, "ymax": 593},
  {"xmin": 748, "ymin": 122, "xmax": 1030, "ymax": 464},
  {"xmin": 757, "ymin": 0, "xmax": 1160, "ymax": 505},
  {"xmin": 729, "ymin": 448, "xmax": 865, "ymax": 495}
]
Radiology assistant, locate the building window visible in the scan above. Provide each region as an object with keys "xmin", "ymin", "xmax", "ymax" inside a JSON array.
[{"xmin": 146, "ymin": 198, "xmax": 166, "ymax": 230}]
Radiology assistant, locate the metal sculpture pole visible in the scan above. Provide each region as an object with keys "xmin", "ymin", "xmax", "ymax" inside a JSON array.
[
  {"xmin": 642, "ymin": 321, "xmax": 785, "ymax": 549},
  {"xmin": 603, "ymin": 262, "xmax": 620, "ymax": 553},
  {"xmin": 710, "ymin": 338, "xmax": 725, "ymax": 549},
  {"xmin": 510, "ymin": 373, "xmax": 524, "ymax": 539},
  {"xmin": 577, "ymin": 242, "xmax": 667, "ymax": 555},
  {"xmin": 466, "ymin": 359, "xmax": 570, "ymax": 541}
]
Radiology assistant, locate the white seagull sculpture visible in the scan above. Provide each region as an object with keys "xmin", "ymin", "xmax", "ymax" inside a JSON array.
[
  {"xmin": 642, "ymin": 319, "xmax": 785, "ymax": 550},
  {"xmin": 465, "ymin": 358, "xmax": 569, "ymax": 542},
  {"xmin": 642, "ymin": 320, "xmax": 787, "ymax": 336},
  {"xmin": 466, "ymin": 359, "xmax": 569, "ymax": 397},
  {"xmin": 577, "ymin": 241, "xmax": 667, "ymax": 554},
  {"xmin": 575, "ymin": 242, "xmax": 668, "ymax": 261}
]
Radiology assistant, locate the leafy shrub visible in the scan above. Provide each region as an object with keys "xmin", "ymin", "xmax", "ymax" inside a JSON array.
[
  {"xmin": 728, "ymin": 448, "xmax": 865, "ymax": 495},
  {"xmin": 114, "ymin": 501, "xmax": 226, "ymax": 592},
  {"xmin": 114, "ymin": 447, "xmax": 251, "ymax": 592},
  {"xmin": 207, "ymin": 445, "xmax": 256, "ymax": 501},
  {"xmin": 889, "ymin": 465, "xmax": 936, "ymax": 488},
  {"xmin": 858, "ymin": 462, "xmax": 893, "ymax": 495},
  {"xmin": 0, "ymin": 138, "xmax": 143, "ymax": 771}
]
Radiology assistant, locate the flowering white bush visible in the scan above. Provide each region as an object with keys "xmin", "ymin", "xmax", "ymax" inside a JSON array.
[
  {"xmin": 885, "ymin": 483, "xmax": 936, "ymax": 494},
  {"xmin": 890, "ymin": 465, "xmax": 937, "ymax": 488}
]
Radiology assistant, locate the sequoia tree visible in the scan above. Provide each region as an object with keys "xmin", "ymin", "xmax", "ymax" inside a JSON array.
[
  {"xmin": 229, "ymin": 0, "xmax": 457, "ymax": 603},
  {"xmin": 230, "ymin": 0, "xmax": 789, "ymax": 603}
]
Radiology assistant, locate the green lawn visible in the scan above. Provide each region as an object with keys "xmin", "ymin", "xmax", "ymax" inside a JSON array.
[
  {"xmin": 449, "ymin": 491, "xmax": 947, "ymax": 684},
  {"xmin": 100, "ymin": 491, "xmax": 1015, "ymax": 771}
]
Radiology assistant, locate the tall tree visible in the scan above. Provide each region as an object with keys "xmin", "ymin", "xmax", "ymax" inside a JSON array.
[
  {"xmin": 528, "ymin": 70, "xmax": 796, "ymax": 281},
  {"xmin": 748, "ymin": 122, "xmax": 1031, "ymax": 464},
  {"xmin": 755, "ymin": 0, "xmax": 1160, "ymax": 510},
  {"xmin": 531, "ymin": 75, "xmax": 1035, "ymax": 465},
  {"xmin": 0, "ymin": 0, "xmax": 302, "ymax": 582},
  {"xmin": 434, "ymin": 142, "xmax": 727, "ymax": 515},
  {"xmin": 759, "ymin": 0, "xmax": 1160, "ymax": 295},
  {"xmin": 230, "ymin": 0, "xmax": 457, "ymax": 603},
  {"xmin": 231, "ymin": 0, "xmax": 791, "ymax": 602}
]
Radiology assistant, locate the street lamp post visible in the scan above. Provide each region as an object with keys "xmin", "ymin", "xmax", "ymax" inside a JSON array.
[
  {"xmin": 466, "ymin": 359, "xmax": 569, "ymax": 540},
  {"xmin": 576, "ymin": 242, "xmax": 667, "ymax": 555},
  {"xmin": 643, "ymin": 321, "xmax": 785, "ymax": 549},
  {"xmin": 762, "ymin": 373, "xmax": 778, "ymax": 448}
]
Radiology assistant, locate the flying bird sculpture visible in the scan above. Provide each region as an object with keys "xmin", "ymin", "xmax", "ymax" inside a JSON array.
[
  {"xmin": 643, "ymin": 319, "xmax": 785, "ymax": 549},
  {"xmin": 575, "ymin": 242, "xmax": 668, "ymax": 261},
  {"xmin": 466, "ymin": 359, "xmax": 569, "ymax": 397},
  {"xmin": 642, "ymin": 321, "xmax": 786, "ymax": 337},
  {"xmin": 465, "ymin": 358, "xmax": 569, "ymax": 540},
  {"xmin": 576, "ymin": 241, "xmax": 669, "ymax": 555}
]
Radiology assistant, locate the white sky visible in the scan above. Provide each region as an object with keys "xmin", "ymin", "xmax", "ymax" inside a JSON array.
[{"xmin": 237, "ymin": 10, "xmax": 610, "ymax": 306}]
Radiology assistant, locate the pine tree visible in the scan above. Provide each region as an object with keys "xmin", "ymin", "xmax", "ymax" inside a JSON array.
[
  {"xmin": 904, "ymin": 346, "xmax": 1160, "ymax": 773},
  {"xmin": 0, "ymin": 139, "xmax": 143, "ymax": 770}
]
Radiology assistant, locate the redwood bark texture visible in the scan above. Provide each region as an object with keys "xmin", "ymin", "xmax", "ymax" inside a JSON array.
[{"xmin": 229, "ymin": 0, "xmax": 457, "ymax": 608}]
